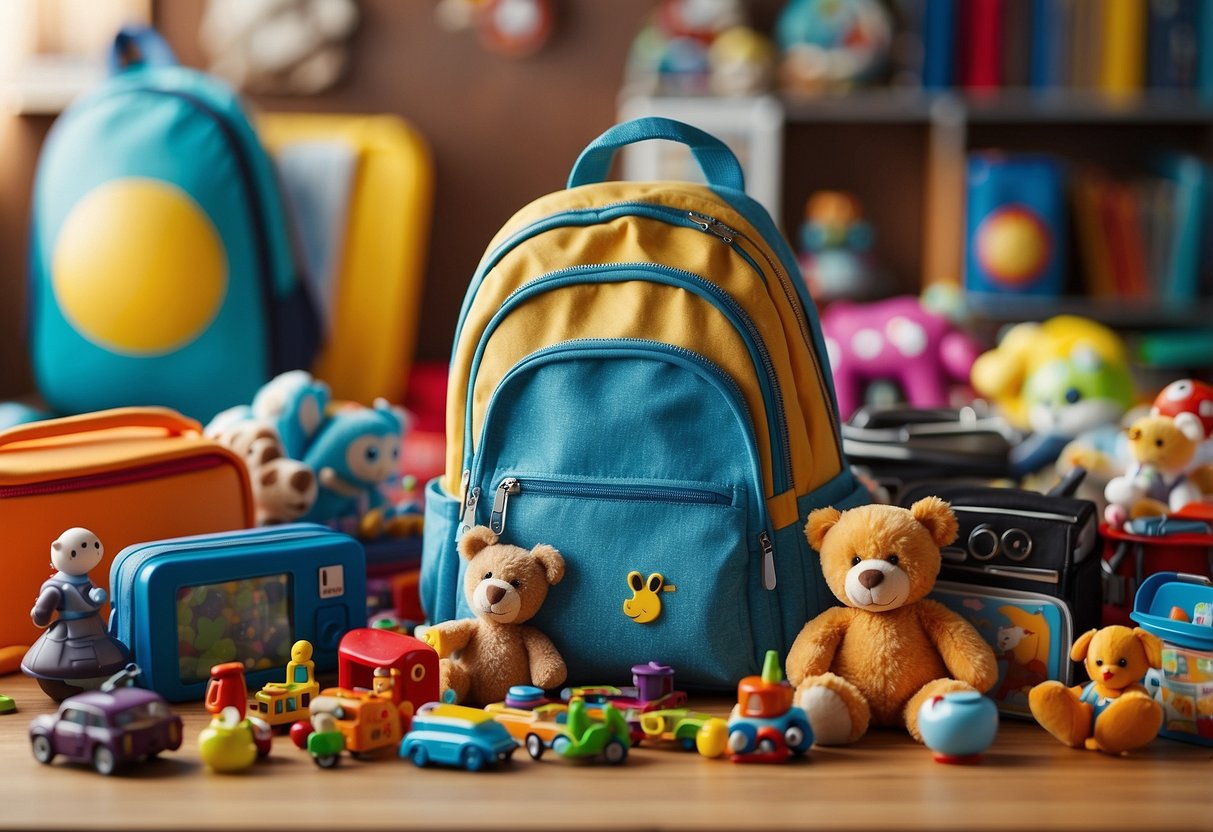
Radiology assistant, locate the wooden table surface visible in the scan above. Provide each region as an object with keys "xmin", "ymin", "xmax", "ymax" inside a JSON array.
[{"xmin": 0, "ymin": 673, "xmax": 1209, "ymax": 832}]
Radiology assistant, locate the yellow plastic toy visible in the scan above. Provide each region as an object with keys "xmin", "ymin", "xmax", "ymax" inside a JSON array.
[
  {"xmin": 198, "ymin": 706, "xmax": 259, "ymax": 773},
  {"xmin": 624, "ymin": 571, "xmax": 676, "ymax": 624},
  {"xmin": 970, "ymin": 315, "xmax": 1132, "ymax": 430},
  {"xmin": 252, "ymin": 640, "xmax": 320, "ymax": 728}
]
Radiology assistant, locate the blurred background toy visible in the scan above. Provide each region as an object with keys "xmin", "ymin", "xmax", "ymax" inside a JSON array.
[
  {"xmin": 971, "ymin": 316, "xmax": 1135, "ymax": 485},
  {"xmin": 205, "ymin": 420, "xmax": 317, "ymax": 525},
  {"xmin": 625, "ymin": 0, "xmax": 773, "ymax": 96},
  {"xmin": 1104, "ymin": 413, "xmax": 1205, "ymax": 529},
  {"xmin": 821, "ymin": 295, "xmax": 983, "ymax": 422},
  {"xmin": 1152, "ymin": 379, "xmax": 1213, "ymax": 495},
  {"xmin": 22, "ymin": 528, "xmax": 131, "ymax": 701},
  {"xmin": 797, "ymin": 191, "xmax": 889, "ymax": 303},
  {"xmin": 775, "ymin": 0, "xmax": 893, "ymax": 94},
  {"xmin": 436, "ymin": 0, "xmax": 556, "ymax": 59},
  {"xmin": 200, "ymin": 0, "xmax": 359, "ymax": 95}
]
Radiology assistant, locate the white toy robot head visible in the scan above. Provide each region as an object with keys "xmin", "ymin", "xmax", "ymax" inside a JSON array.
[{"xmin": 51, "ymin": 528, "xmax": 104, "ymax": 576}]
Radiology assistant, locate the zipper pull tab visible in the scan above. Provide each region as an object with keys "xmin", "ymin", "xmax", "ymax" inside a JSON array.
[
  {"xmin": 458, "ymin": 485, "xmax": 481, "ymax": 537},
  {"xmin": 687, "ymin": 210, "xmax": 715, "ymax": 231},
  {"xmin": 489, "ymin": 478, "xmax": 520, "ymax": 535},
  {"xmin": 759, "ymin": 532, "xmax": 776, "ymax": 590},
  {"xmin": 458, "ymin": 469, "xmax": 471, "ymax": 515}
]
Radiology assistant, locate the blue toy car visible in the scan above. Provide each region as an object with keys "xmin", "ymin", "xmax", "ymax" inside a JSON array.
[{"xmin": 399, "ymin": 702, "xmax": 517, "ymax": 771}]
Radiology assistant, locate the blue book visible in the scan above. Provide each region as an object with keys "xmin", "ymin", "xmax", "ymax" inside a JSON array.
[
  {"xmin": 1029, "ymin": 0, "xmax": 1071, "ymax": 89},
  {"xmin": 1155, "ymin": 153, "xmax": 1208, "ymax": 300},
  {"xmin": 1147, "ymin": 0, "xmax": 1198, "ymax": 88},
  {"xmin": 1200, "ymin": 0, "xmax": 1213, "ymax": 100},
  {"xmin": 923, "ymin": 0, "xmax": 956, "ymax": 89}
]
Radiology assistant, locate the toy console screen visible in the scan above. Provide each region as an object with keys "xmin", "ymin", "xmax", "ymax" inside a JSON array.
[{"xmin": 175, "ymin": 574, "xmax": 294, "ymax": 685}]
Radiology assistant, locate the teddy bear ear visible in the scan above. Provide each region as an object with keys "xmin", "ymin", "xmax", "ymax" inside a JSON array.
[
  {"xmin": 531, "ymin": 543, "xmax": 565, "ymax": 585},
  {"xmin": 457, "ymin": 526, "xmax": 498, "ymax": 561},
  {"xmin": 805, "ymin": 507, "xmax": 842, "ymax": 551},
  {"xmin": 1174, "ymin": 412, "xmax": 1205, "ymax": 443},
  {"xmin": 1070, "ymin": 628, "xmax": 1097, "ymax": 662},
  {"xmin": 909, "ymin": 496, "xmax": 958, "ymax": 547},
  {"xmin": 1132, "ymin": 627, "xmax": 1164, "ymax": 669}
]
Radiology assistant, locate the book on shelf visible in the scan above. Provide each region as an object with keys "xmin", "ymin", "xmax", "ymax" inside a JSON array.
[
  {"xmin": 919, "ymin": 0, "xmax": 1208, "ymax": 94},
  {"xmin": 1071, "ymin": 154, "xmax": 1210, "ymax": 304}
]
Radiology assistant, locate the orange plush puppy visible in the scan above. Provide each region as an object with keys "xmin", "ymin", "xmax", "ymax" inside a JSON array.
[
  {"xmin": 1029, "ymin": 625, "xmax": 1164, "ymax": 755},
  {"xmin": 788, "ymin": 499, "xmax": 998, "ymax": 745}
]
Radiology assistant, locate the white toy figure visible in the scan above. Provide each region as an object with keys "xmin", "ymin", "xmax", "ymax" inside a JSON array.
[{"xmin": 22, "ymin": 528, "xmax": 131, "ymax": 701}]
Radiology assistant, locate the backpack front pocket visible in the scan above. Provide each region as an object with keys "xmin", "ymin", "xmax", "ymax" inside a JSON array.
[{"xmin": 457, "ymin": 339, "xmax": 778, "ymax": 689}]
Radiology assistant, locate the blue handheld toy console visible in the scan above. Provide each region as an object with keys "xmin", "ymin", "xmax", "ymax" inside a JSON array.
[{"xmin": 109, "ymin": 524, "xmax": 366, "ymax": 701}]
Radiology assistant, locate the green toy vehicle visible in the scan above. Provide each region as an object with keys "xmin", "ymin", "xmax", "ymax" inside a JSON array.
[{"xmin": 548, "ymin": 699, "xmax": 630, "ymax": 765}]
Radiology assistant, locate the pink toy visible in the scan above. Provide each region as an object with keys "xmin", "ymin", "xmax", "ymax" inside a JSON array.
[{"xmin": 821, "ymin": 296, "xmax": 982, "ymax": 421}]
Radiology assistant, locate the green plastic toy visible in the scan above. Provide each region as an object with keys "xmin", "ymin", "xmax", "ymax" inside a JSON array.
[
  {"xmin": 551, "ymin": 700, "xmax": 630, "ymax": 765},
  {"xmin": 0, "ymin": 694, "xmax": 15, "ymax": 715}
]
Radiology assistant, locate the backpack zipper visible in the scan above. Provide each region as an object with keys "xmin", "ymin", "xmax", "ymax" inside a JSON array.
[
  {"xmin": 488, "ymin": 476, "xmax": 732, "ymax": 536},
  {"xmin": 466, "ymin": 338, "xmax": 778, "ymax": 589},
  {"xmin": 464, "ymin": 262, "xmax": 794, "ymax": 496}
]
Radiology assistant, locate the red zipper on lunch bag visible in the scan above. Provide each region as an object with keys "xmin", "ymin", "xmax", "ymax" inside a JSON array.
[{"xmin": 0, "ymin": 455, "xmax": 229, "ymax": 499}]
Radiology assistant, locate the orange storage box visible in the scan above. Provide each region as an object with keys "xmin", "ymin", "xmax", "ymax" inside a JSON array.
[{"xmin": 0, "ymin": 408, "xmax": 254, "ymax": 652}]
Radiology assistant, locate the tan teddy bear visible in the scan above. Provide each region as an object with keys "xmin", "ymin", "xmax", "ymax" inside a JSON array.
[
  {"xmin": 787, "ymin": 498, "xmax": 998, "ymax": 745},
  {"xmin": 422, "ymin": 526, "xmax": 567, "ymax": 706}
]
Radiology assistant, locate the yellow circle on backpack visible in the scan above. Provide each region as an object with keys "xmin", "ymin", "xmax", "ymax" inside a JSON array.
[{"xmin": 52, "ymin": 178, "xmax": 228, "ymax": 355}]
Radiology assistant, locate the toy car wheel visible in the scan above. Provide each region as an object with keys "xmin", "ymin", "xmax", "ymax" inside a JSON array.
[
  {"xmin": 462, "ymin": 746, "xmax": 486, "ymax": 772},
  {"xmin": 679, "ymin": 737, "xmax": 696, "ymax": 752},
  {"xmin": 525, "ymin": 734, "xmax": 545, "ymax": 760},
  {"xmin": 757, "ymin": 737, "xmax": 777, "ymax": 755},
  {"xmin": 727, "ymin": 729, "xmax": 751, "ymax": 755},
  {"xmin": 603, "ymin": 740, "xmax": 627, "ymax": 766},
  {"xmin": 92, "ymin": 745, "xmax": 118, "ymax": 776},
  {"xmin": 31, "ymin": 734, "xmax": 54, "ymax": 765},
  {"xmin": 550, "ymin": 734, "xmax": 572, "ymax": 756},
  {"xmin": 313, "ymin": 753, "xmax": 340, "ymax": 769},
  {"xmin": 409, "ymin": 745, "xmax": 429, "ymax": 768},
  {"xmin": 785, "ymin": 723, "xmax": 808, "ymax": 753}
]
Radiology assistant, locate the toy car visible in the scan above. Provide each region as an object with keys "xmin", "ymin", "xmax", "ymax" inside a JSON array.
[
  {"xmin": 400, "ymin": 703, "xmax": 517, "ymax": 771},
  {"xmin": 562, "ymin": 661, "xmax": 687, "ymax": 714},
  {"xmin": 636, "ymin": 708, "xmax": 719, "ymax": 751},
  {"xmin": 28, "ymin": 665, "xmax": 182, "ymax": 775},
  {"xmin": 484, "ymin": 700, "xmax": 569, "ymax": 759},
  {"xmin": 696, "ymin": 651, "xmax": 813, "ymax": 764},
  {"xmin": 293, "ymin": 675, "xmax": 411, "ymax": 769},
  {"xmin": 549, "ymin": 699, "xmax": 630, "ymax": 764}
]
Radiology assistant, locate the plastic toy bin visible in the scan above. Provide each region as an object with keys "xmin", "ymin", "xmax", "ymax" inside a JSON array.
[{"xmin": 1130, "ymin": 572, "xmax": 1213, "ymax": 746}]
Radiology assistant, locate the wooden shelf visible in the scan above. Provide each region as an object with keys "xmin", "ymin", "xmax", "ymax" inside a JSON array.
[
  {"xmin": 779, "ymin": 89, "xmax": 1213, "ymax": 126},
  {"xmin": 965, "ymin": 293, "xmax": 1213, "ymax": 330}
]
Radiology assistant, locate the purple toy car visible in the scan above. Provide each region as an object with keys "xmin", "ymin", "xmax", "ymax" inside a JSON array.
[{"xmin": 29, "ymin": 666, "xmax": 182, "ymax": 775}]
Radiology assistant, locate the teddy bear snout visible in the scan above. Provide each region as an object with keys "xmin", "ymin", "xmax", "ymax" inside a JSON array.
[
  {"xmin": 485, "ymin": 585, "xmax": 507, "ymax": 605},
  {"xmin": 472, "ymin": 577, "xmax": 523, "ymax": 623},
  {"xmin": 858, "ymin": 569, "xmax": 885, "ymax": 589}
]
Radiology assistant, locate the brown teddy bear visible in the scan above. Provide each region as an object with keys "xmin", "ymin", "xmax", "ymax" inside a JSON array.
[
  {"xmin": 787, "ymin": 498, "xmax": 998, "ymax": 745},
  {"xmin": 1028, "ymin": 625, "xmax": 1164, "ymax": 755},
  {"xmin": 422, "ymin": 526, "xmax": 567, "ymax": 705}
]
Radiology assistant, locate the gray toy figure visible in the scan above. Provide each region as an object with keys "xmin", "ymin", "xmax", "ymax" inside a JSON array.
[{"xmin": 21, "ymin": 528, "xmax": 131, "ymax": 701}]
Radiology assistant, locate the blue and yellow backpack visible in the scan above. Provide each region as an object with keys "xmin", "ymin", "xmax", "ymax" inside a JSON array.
[
  {"xmin": 421, "ymin": 118, "xmax": 868, "ymax": 689},
  {"xmin": 29, "ymin": 27, "xmax": 319, "ymax": 421}
]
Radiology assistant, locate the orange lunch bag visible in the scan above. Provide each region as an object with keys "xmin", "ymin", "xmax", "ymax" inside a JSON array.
[{"xmin": 0, "ymin": 407, "xmax": 254, "ymax": 653}]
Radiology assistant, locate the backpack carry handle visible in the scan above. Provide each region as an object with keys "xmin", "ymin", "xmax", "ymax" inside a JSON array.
[
  {"xmin": 108, "ymin": 26, "xmax": 178, "ymax": 75},
  {"xmin": 567, "ymin": 117, "xmax": 746, "ymax": 193},
  {"xmin": 0, "ymin": 407, "xmax": 201, "ymax": 451}
]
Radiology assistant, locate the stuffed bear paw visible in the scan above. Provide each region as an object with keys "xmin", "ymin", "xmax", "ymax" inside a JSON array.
[{"xmin": 795, "ymin": 673, "xmax": 871, "ymax": 745}]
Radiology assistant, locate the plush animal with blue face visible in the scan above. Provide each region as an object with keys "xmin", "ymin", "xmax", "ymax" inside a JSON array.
[
  {"xmin": 300, "ymin": 399, "xmax": 405, "ymax": 530},
  {"xmin": 206, "ymin": 370, "xmax": 408, "ymax": 535}
]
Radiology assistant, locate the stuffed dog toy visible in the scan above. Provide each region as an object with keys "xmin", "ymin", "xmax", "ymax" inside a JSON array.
[{"xmin": 1029, "ymin": 625, "xmax": 1164, "ymax": 755}]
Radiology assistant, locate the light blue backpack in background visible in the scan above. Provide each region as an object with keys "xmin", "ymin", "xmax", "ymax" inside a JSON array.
[{"xmin": 28, "ymin": 26, "xmax": 319, "ymax": 422}]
